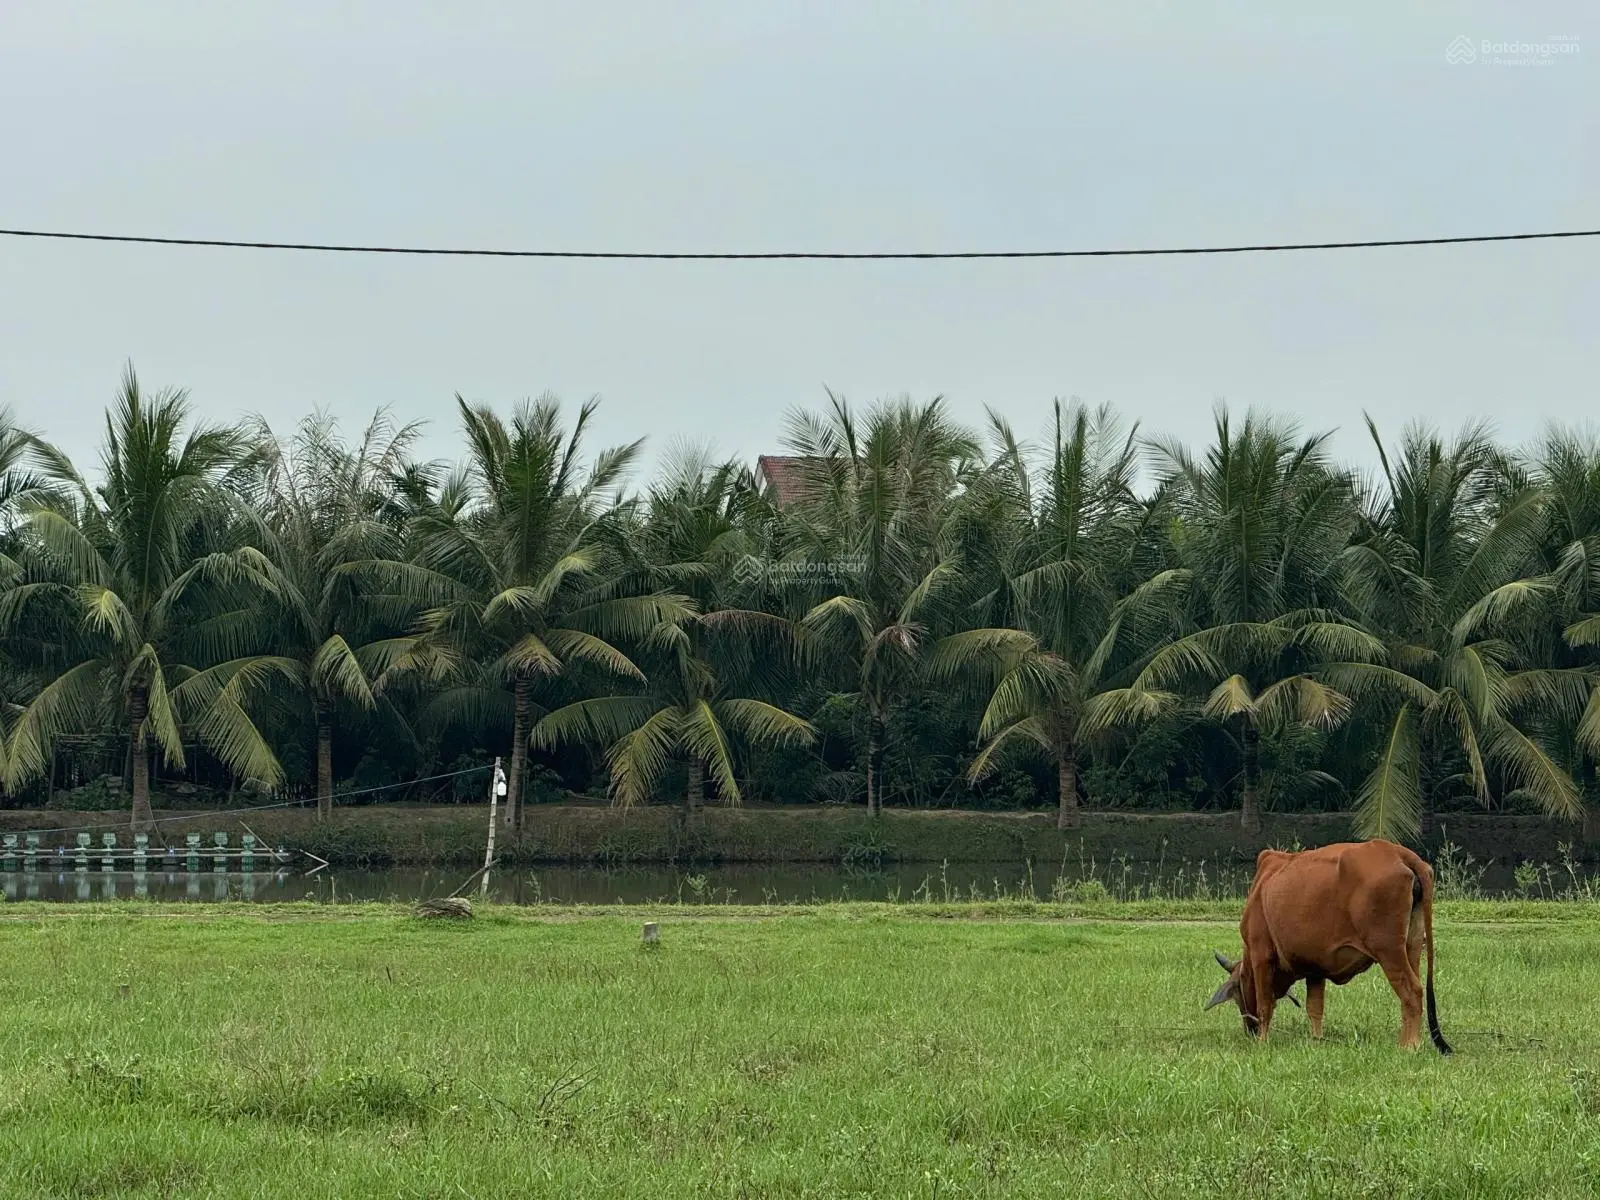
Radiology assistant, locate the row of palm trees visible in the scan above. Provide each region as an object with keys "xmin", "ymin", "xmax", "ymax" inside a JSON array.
[{"xmin": 2, "ymin": 365, "xmax": 1599, "ymax": 845}]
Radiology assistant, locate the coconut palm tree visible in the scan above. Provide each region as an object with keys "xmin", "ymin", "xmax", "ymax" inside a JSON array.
[
  {"xmin": 0, "ymin": 406, "xmax": 63, "ymax": 788},
  {"xmin": 958, "ymin": 401, "xmax": 1187, "ymax": 827},
  {"xmin": 0, "ymin": 365, "xmax": 293, "ymax": 831},
  {"xmin": 244, "ymin": 406, "xmax": 440, "ymax": 819},
  {"xmin": 1328, "ymin": 417, "xmax": 1590, "ymax": 843},
  {"xmin": 778, "ymin": 391, "xmax": 1032, "ymax": 816},
  {"xmin": 604, "ymin": 441, "xmax": 765, "ymax": 608},
  {"xmin": 530, "ymin": 610, "xmax": 816, "ymax": 810},
  {"xmin": 1525, "ymin": 425, "xmax": 1600, "ymax": 838},
  {"xmin": 532, "ymin": 446, "xmax": 814, "ymax": 809},
  {"xmin": 1134, "ymin": 407, "xmax": 1381, "ymax": 832},
  {"xmin": 0, "ymin": 405, "xmax": 54, "ymax": 534},
  {"xmin": 1504, "ymin": 428, "xmax": 1600, "ymax": 838},
  {"xmin": 363, "ymin": 393, "xmax": 693, "ymax": 827}
]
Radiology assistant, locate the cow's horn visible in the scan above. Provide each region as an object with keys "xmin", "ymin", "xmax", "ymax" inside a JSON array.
[{"xmin": 1213, "ymin": 951, "xmax": 1235, "ymax": 972}]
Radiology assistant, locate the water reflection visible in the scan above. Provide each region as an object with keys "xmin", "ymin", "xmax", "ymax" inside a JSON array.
[
  {"xmin": 0, "ymin": 857, "xmax": 1542, "ymax": 905},
  {"xmin": 1, "ymin": 865, "xmax": 282, "ymax": 903}
]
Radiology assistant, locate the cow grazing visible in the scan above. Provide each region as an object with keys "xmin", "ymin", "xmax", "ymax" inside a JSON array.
[{"xmin": 1203, "ymin": 839, "xmax": 1451, "ymax": 1054}]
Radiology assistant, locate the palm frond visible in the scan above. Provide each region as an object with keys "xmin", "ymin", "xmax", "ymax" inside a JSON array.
[
  {"xmin": 1351, "ymin": 705, "xmax": 1422, "ymax": 843},
  {"xmin": 1483, "ymin": 718, "xmax": 1585, "ymax": 822},
  {"xmin": 76, "ymin": 585, "xmax": 140, "ymax": 648},
  {"xmin": 1574, "ymin": 687, "xmax": 1600, "ymax": 761},
  {"xmin": 310, "ymin": 635, "xmax": 375, "ymax": 709},
  {"xmin": 1426, "ymin": 688, "xmax": 1491, "ymax": 803},
  {"xmin": 481, "ymin": 584, "xmax": 552, "ymax": 627},
  {"xmin": 801, "ymin": 595, "xmax": 875, "ymax": 648},
  {"xmin": 140, "ymin": 654, "xmax": 186, "ymax": 767},
  {"xmin": 1287, "ymin": 621, "xmax": 1386, "ymax": 664},
  {"xmin": 1201, "ymin": 675, "xmax": 1256, "ymax": 721},
  {"xmin": 966, "ymin": 716, "xmax": 1052, "ymax": 781},
  {"xmin": 1317, "ymin": 662, "xmax": 1438, "ymax": 708},
  {"xmin": 682, "ymin": 700, "xmax": 741, "ymax": 803},
  {"xmin": 714, "ymin": 698, "xmax": 817, "ymax": 749},
  {"xmin": 529, "ymin": 549, "xmax": 600, "ymax": 608},
  {"xmin": 1079, "ymin": 685, "xmax": 1182, "ymax": 737},
  {"xmin": 604, "ymin": 705, "xmax": 683, "ymax": 807},
  {"xmin": 543, "ymin": 628, "xmax": 646, "ymax": 682},
  {"xmin": 492, "ymin": 634, "xmax": 563, "ymax": 680},
  {"xmin": 1254, "ymin": 675, "xmax": 1352, "ymax": 731},
  {"xmin": 530, "ymin": 695, "xmax": 663, "ymax": 751},
  {"xmin": 0, "ymin": 659, "xmax": 107, "ymax": 789},
  {"xmin": 1498, "ymin": 668, "xmax": 1598, "ymax": 722},
  {"xmin": 21, "ymin": 508, "xmax": 108, "ymax": 585},
  {"xmin": 1451, "ymin": 577, "xmax": 1552, "ymax": 645},
  {"xmin": 975, "ymin": 654, "xmax": 1077, "ymax": 739},
  {"xmin": 922, "ymin": 627, "xmax": 1038, "ymax": 684},
  {"xmin": 1134, "ymin": 635, "xmax": 1226, "ymax": 692},
  {"xmin": 1564, "ymin": 615, "xmax": 1600, "ymax": 649},
  {"xmin": 569, "ymin": 593, "xmax": 699, "ymax": 643},
  {"xmin": 897, "ymin": 559, "xmax": 958, "ymax": 625},
  {"xmin": 171, "ymin": 657, "xmax": 300, "ymax": 787}
]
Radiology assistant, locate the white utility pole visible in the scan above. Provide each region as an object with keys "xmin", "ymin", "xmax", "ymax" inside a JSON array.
[{"xmin": 481, "ymin": 757, "xmax": 506, "ymax": 898}]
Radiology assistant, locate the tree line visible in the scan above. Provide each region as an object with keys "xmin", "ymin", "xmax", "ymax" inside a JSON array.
[{"xmin": 2, "ymin": 364, "xmax": 1599, "ymax": 845}]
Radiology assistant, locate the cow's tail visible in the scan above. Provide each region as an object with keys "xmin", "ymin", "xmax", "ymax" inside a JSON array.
[{"xmin": 1415, "ymin": 862, "xmax": 1452, "ymax": 1055}]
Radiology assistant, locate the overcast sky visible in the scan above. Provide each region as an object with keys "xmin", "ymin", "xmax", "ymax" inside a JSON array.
[{"xmin": 0, "ymin": 2, "xmax": 1593, "ymax": 492}]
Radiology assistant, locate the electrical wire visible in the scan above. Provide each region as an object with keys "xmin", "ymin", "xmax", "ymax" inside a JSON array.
[
  {"xmin": 3, "ymin": 764, "xmax": 491, "ymax": 841},
  {"xmin": 0, "ymin": 226, "xmax": 1595, "ymax": 260}
]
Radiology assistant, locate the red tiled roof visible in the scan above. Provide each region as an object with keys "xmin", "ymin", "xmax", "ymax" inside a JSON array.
[{"xmin": 756, "ymin": 455, "xmax": 825, "ymax": 506}]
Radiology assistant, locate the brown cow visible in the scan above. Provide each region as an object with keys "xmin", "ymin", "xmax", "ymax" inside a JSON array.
[{"xmin": 1203, "ymin": 839, "xmax": 1451, "ymax": 1054}]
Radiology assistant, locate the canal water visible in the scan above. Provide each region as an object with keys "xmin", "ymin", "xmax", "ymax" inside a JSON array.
[{"xmin": 0, "ymin": 855, "xmax": 1552, "ymax": 904}]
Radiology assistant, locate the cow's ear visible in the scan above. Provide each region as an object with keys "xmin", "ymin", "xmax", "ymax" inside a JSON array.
[{"xmin": 1204, "ymin": 977, "xmax": 1235, "ymax": 1010}]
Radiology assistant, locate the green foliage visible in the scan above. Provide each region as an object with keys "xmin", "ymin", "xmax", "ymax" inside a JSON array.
[
  {"xmin": 1082, "ymin": 713, "xmax": 1212, "ymax": 810},
  {"xmin": 839, "ymin": 823, "xmax": 896, "ymax": 868},
  {"xmin": 45, "ymin": 775, "xmax": 124, "ymax": 812},
  {"xmin": 2, "ymin": 371, "xmax": 1600, "ymax": 848}
]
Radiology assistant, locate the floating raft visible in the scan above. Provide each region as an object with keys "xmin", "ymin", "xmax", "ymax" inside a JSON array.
[{"xmin": 1, "ymin": 831, "xmax": 292, "ymax": 871}]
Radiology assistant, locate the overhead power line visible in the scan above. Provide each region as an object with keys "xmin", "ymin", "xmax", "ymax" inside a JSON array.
[
  {"xmin": 8, "ymin": 764, "xmax": 492, "ymax": 840},
  {"xmin": 0, "ymin": 225, "xmax": 1596, "ymax": 261}
]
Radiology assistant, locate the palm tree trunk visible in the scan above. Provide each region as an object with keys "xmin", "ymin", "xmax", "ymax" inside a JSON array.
[
  {"xmin": 865, "ymin": 710, "xmax": 885, "ymax": 818},
  {"xmin": 686, "ymin": 757, "xmax": 703, "ymax": 814},
  {"xmin": 1239, "ymin": 717, "xmax": 1262, "ymax": 834},
  {"xmin": 506, "ymin": 674, "xmax": 530, "ymax": 829},
  {"xmin": 129, "ymin": 687, "xmax": 153, "ymax": 835},
  {"xmin": 1057, "ymin": 742, "xmax": 1080, "ymax": 830},
  {"xmin": 315, "ymin": 710, "xmax": 334, "ymax": 822}
]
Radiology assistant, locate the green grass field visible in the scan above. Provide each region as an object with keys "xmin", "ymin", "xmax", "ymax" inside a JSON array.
[{"xmin": 1, "ymin": 902, "xmax": 1597, "ymax": 1198}]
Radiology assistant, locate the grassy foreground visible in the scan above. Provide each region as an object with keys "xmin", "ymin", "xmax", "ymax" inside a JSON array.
[{"xmin": 1, "ymin": 904, "xmax": 1598, "ymax": 1198}]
